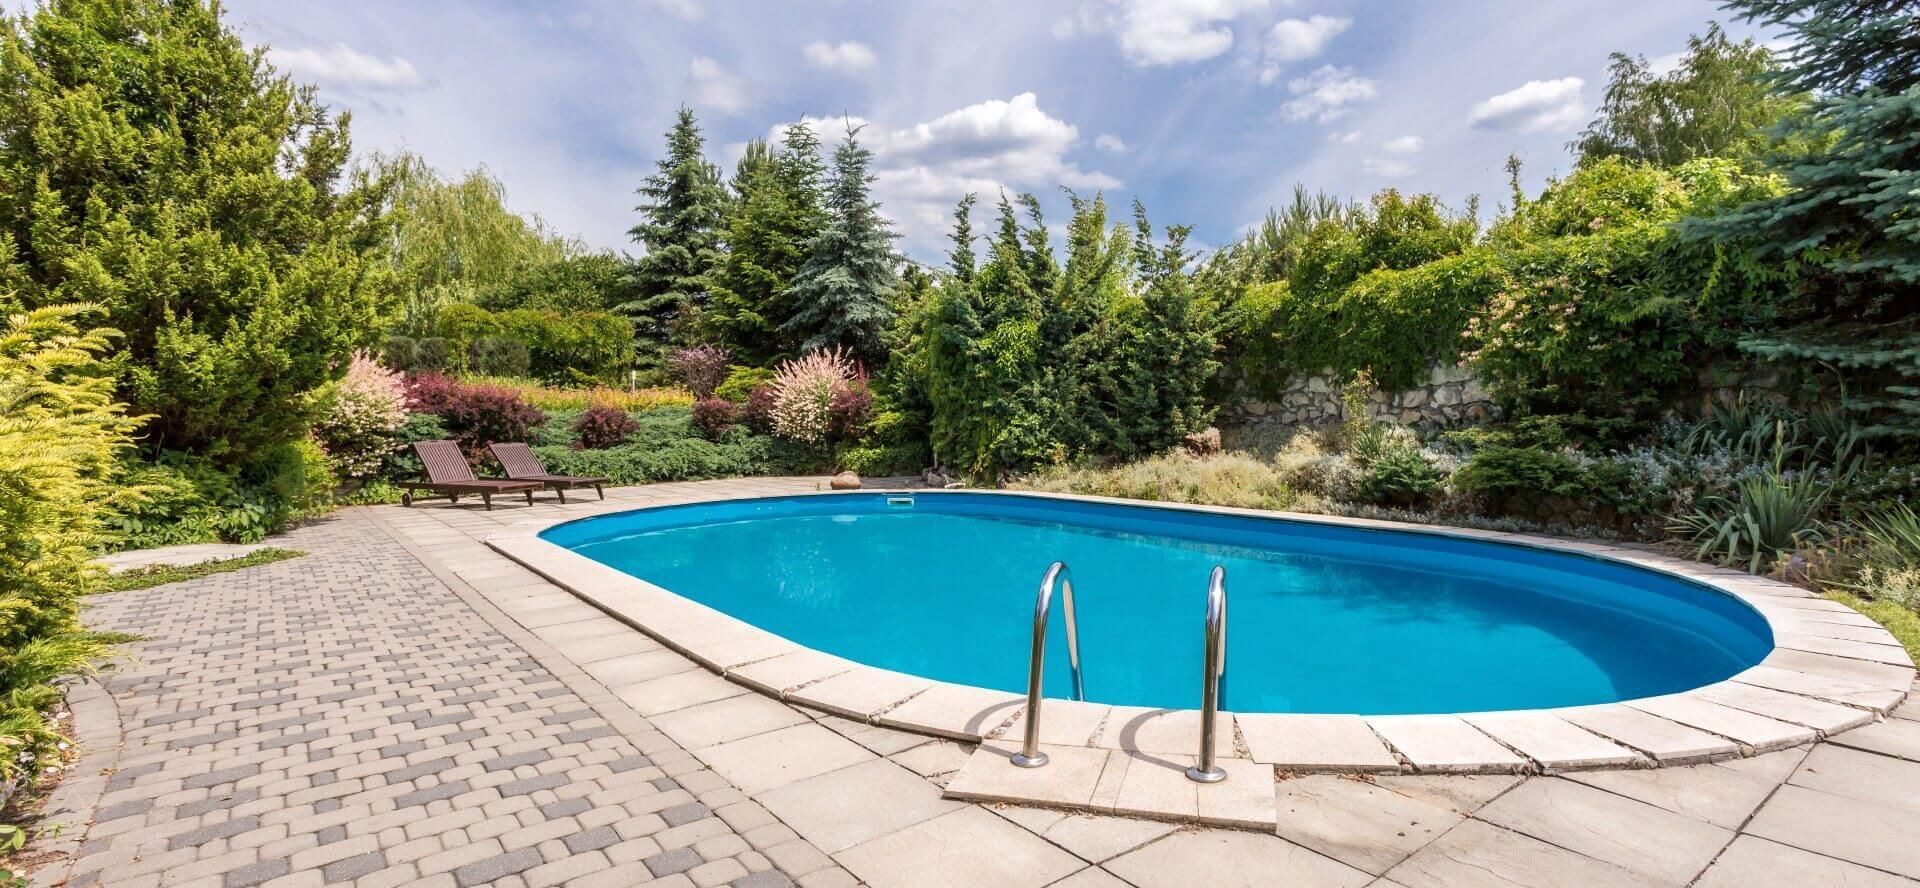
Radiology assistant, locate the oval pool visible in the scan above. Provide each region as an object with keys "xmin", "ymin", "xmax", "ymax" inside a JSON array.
[{"xmin": 541, "ymin": 492, "xmax": 1774, "ymax": 715}]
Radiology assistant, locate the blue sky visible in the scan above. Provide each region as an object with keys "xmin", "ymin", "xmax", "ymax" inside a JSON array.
[{"xmin": 219, "ymin": 0, "xmax": 1774, "ymax": 261}]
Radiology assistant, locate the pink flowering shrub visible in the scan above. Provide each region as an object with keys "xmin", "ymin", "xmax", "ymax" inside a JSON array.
[
  {"xmin": 310, "ymin": 353, "xmax": 409, "ymax": 477},
  {"xmin": 669, "ymin": 344, "xmax": 733, "ymax": 399},
  {"xmin": 769, "ymin": 348, "xmax": 858, "ymax": 445}
]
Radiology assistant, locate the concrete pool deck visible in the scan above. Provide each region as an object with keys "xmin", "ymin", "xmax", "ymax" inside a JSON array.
[{"xmin": 47, "ymin": 476, "xmax": 1920, "ymax": 888}]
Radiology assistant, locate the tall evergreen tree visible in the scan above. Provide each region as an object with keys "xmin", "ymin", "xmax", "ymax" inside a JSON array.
[
  {"xmin": 947, "ymin": 193, "xmax": 979, "ymax": 283},
  {"xmin": 1686, "ymin": 0, "xmax": 1920, "ymax": 434},
  {"xmin": 0, "ymin": 0, "xmax": 394, "ymax": 464},
  {"xmin": 783, "ymin": 126, "xmax": 900, "ymax": 365},
  {"xmin": 624, "ymin": 106, "xmax": 727, "ymax": 344},
  {"xmin": 705, "ymin": 125, "xmax": 826, "ymax": 362}
]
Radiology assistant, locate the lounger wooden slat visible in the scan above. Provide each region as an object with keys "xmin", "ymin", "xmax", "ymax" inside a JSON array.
[
  {"xmin": 489, "ymin": 442, "xmax": 609, "ymax": 504},
  {"xmin": 399, "ymin": 440, "xmax": 545, "ymax": 510}
]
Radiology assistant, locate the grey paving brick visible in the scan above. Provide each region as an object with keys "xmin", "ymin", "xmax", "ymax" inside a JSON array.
[
  {"xmin": 485, "ymin": 750, "xmax": 552, "ymax": 772},
  {"xmin": 224, "ymin": 856, "xmax": 290, "ymax": 888},
  {"xmin": 661, "ymin": 802, "xmax": 711, "ymax": 827},
  {"xmin": 395, "ymin": 779, "xmax": 471, "ymax": 808},
  {"xmin": 645, "ymin": 846, "xmax": 703, "ymax": 877},
  {"xmin": 453, "ymin": 847, "xmax": 542, "ymax": 887},
  {"xmin": 564, "ymin": 826, "xmax": 620, "ymax": 854},
  {"xmin": 321, "ymin": 850, "xmax": 385, "ymax": 883},
  {"xmin": 497, "ymin": 773, "xmax": 567, "ymax": 797}
]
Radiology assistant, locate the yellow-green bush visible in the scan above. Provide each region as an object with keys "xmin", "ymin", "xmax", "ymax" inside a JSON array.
[{"xmin": 0, "ymin": 306, "xmax": 132, "ymax": 785}]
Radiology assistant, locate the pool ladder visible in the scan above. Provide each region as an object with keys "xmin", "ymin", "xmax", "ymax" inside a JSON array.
[{"xmin": 1012, "ymin": 561, "xmax": 1229, "ymax": 784}]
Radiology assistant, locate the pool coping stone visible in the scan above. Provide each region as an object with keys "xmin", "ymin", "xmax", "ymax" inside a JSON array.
[{"xmin": 484, "ymin": 486, "xmax": 1915, "ymax": 825}]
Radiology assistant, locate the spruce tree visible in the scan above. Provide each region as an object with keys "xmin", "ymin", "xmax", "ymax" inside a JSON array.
[
  {"xmin": 625, "ymin": 107, "xmax": 727, "ymax": 344},
  {"xmin": 0, "ymin": 0, "xmax": 393, "ymax": 464},
  {"xmin": 1687, "ymin": 0, "xmax": 1920, "ymax": 434},
  {"xmin": 706, "ymin": 125, "xmax": 826, "ymax": 362},
  {"xmin": 783, "ymin": 126, "xmax": 900, "ymax": 365}
]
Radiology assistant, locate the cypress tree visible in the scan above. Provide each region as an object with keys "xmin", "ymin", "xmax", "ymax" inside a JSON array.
[
  {"xmin": 624, "ymin": 106, "xmax": 727, "ymax": 344},
  {"xmin": 0, "ymin": 0, "xmax": 393, "ymax": 464},
  {"xmin": 783, "ymin": 126, "xmax": 900, "ymax": 365},
  {"xmin": 1686, "ymin": 0, "xmax": 1920, "ymax": 435},
  {"xmin": 706, "ymin": 125, "xmax": 826, "ymax": 362}
]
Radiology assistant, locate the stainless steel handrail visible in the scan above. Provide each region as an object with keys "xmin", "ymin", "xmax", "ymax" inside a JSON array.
[
  {"xmin": 1013, "ymin": 561, "xmax": 1081, "ymax": 768},
  {"xmin": 1186, "ymin": 565, "xmax": 1228, "ymax": 784}
]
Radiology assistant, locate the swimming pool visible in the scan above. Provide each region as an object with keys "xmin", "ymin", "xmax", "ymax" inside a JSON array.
[{"xmin": 540, "ymin": 492, "xmax": 1774, "ymax": 716}]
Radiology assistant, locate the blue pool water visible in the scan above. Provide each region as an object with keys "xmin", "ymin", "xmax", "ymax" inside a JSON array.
[{"xmin": 543, "ymin": 493, "xmax": 1773, "ymax": 715}]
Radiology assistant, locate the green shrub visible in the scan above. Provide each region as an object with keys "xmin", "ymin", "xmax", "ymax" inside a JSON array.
[
  {"xmin": 1452, "ymin": 445, "xmax": 1598, "ymax": 505},
  {"xmin": 715, "ymin": 366, "xmax": 776, "ymax": 403},
  {"xmin": 530, "ymin": 437, "xmax": 779, "ymax": 484},
  {"xmin": 0, "ymin": 306, "xmax": 132, "ymax": 787},
  {"xmin": 1019, "ymin": 452, "xmax": 1302, "ymax": 512},
  {"xmin": 1357, "ymin": 446, "xmax": 1447, "ymax": 507},
  {"xmin": 838, "ymin": 442, "xmax": 928, "ymax": 477},
  {"xmin": 1672, "ymin": 471, "xmax": 1828, "ymax": 573}
]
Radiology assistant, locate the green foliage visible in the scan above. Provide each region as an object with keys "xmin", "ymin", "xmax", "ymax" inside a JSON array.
[
  {"xmin": 1020, "ymin": 452, "xmax": 1301, "ymax": 512},
  {"xmin": 430, "ymin": 304, "xmax": 633, "ymax": 381},
  {"xmin": 1688, "ymin": 0, "xmax": 1920, "ymax": 436},
  {"xmin": 0, "ymin": 306, "xmax": 130, "ymax": 786},
  {"xmin": 922, "ymin": 192, "xmax": 1216, "ymax": 477},
  {"xmin": 625, "ymin": 107, "xmax": 728, "ymax": 342},
  {"xmin": 706, "ymin": 126, "xmax": 827, "ymax": 363},
  {"xmin": 527, "ymin": 407, "xmax": 797, "ymax": 482},
  {"xmin": 1356, "ymin": 444, "xmax": 1446, "ymax": 508},
  {"xmin": 782, "ymin": 127, "xmax": 901, "ymax": 366},
  {"xmin": 1573, "ymin": 23, "xmax": 1802, "ymax": 168},
  {"xmin": 103, "ymin": 548, "xmax": 305, "ymax": 593},
  {"xmin": 0, "ymin": 0, "xmax": 394, "ymax": 465},
  {"xmin": 1468, "ymin": 157, "xmax": 1794, "ymax": 418},
  {"xmin": 1225, "ymin": 190, "xmax": 1479, "ymax": 392},
  {"xmin": 1673, "ymin": 470, "xmax": 1829, "ymax": 572},
  {"xmin": 482, "ymin": 252, "xmax": 633, "ymax": 315},
  {"xmin": 1453, "ymin": 445, "xmax": 1603, "ymax": 505},
  {"xmin": 715, "ymin": 366, "xmax": 775, "ymax": 403},
  {"xmin": 836, "ymin": 442, "xmax": 929, "ymax": 477}
]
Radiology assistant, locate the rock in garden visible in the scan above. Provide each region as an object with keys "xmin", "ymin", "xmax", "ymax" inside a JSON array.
[{"xmin": 830, "ymin": 471, "xmax": 862, "ymax": 490}]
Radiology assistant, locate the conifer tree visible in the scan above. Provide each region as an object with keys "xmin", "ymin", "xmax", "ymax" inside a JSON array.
[
  {"xmin": 1687, "ymin": 0, "xmax": 1920, "ymax": 434},
  {"xmin": 625, "ymin": 107, "xmax": 728, "ymax": 344},
  {"xmin": 0, "ymin": 0, "xmax": 393, "ymax": 463},
  {"xmin": 706, "ymin": 125, "xmax": 826, "ymax": 362},
  {"xmin": 783, "ymin": 126, "xmax": 900, "ymax": 365}
]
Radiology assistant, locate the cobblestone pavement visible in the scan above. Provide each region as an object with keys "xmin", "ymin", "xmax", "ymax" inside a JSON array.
[
  {"xmin": 60, "ymin": 493, "xmax": 841, "ymax": 888},
  {"xmin": 55, "ymin": 477, "xmax": 1920, "ymax": 888}
]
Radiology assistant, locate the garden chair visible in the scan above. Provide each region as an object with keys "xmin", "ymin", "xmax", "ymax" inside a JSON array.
[
  {"xmin": 489, "ymin": 442, "xmax": 609, "ymax": 503},
  {"xmin": 399, "ymin": 440, "xmax": 545, "ymax": 510}
]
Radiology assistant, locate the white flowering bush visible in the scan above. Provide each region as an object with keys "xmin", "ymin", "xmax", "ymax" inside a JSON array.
[
  {"xmin": 310, "ymin": 353, "xmax": 409, "ymax": 478},
  {"xmin": 769, "ymin": 348, "xmax": 855, "ymax": 446}
]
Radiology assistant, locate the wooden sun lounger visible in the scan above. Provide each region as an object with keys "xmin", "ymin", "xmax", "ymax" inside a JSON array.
[
  {"xmin": 400, "ymin": 440, "xmax": 545, "ymax": 510},
  {"xmin": 489, "ymin": 442, "xmax": 609, "ymax": 504}
]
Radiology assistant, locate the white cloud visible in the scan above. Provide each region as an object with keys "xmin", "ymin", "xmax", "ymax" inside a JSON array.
[
  {"xmin": 1327, "ymin": 129, "xmax": 1362, "ymax": 144},
  {"xmin": 1363, "ymin": 156, "xmax": 1414, "ymax": 177},
  {"xmin": 688, "ymin": 57, "xmax": 748, "ymax": 115},
  {"xmin": 1259, "ymin": 15, "xmax": 1350, "ymax": 84},
  {"xmin": 269, "ymin": 43, "xmax": 424, "ymax": 90},
  {"xmin": 1381, "ymin": 135, "xmax": 1423, "ymax": 153},
  {"xmin": 1467, "ymin": 77, "xmax": 1586, "ymax": 132},
  {"xmin": 1095, "ymin": 133, "xmax": 1130, "ymax": 153},
  {"xmin": 1108, "ymin": 0, "xmax": 1272, "ymax": 66},
  {"xmin": 1281, "ymin": 65, "xmax": 1377, "ymax": 123},
  {"xmin": 802, "ymin": 40, "xmax": 876, "ymax": 74},
  {"xmin": 652, "ymin": 0, "xmax": 703, "ymax": 21},
  {"xmin": 771, "ymin": 93, "xmax": 1120, "ymax": 252}
]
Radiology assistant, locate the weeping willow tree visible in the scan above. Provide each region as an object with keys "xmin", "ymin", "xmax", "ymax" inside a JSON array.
[{"xmin": 372, "ymin": 152, "xmax": 579, "ymax": 338}]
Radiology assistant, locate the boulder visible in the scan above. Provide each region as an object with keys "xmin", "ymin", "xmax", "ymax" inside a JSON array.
[{"xmin": 830, "ymin": 471, "xmax": 862, "ymax": 490}]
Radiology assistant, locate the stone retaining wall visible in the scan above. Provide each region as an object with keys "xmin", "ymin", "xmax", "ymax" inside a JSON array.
[{"xmin": 1225, "ymin": 363, "xmax": 1498, "ymax": 431}]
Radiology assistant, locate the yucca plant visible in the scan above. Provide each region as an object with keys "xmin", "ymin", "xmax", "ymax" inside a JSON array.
[{"xmin": 1672, "ymin": 471, "xmax": 1829, "ymax": 573}]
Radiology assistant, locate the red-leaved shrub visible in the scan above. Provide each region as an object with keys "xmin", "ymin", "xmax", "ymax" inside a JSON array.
[
  {"xmin": 669, "ymin": 344, "xmax": 733, "ymax": 399},
  {"xmin": 744, "ymin": 384, "xmax": 778, "ymax": 434},
  {"xmin": 830, "ymin": 376, "xmax": 875, "ymax": 439},
  {"xmin": 690, "ymin": 398, "xmax": 738, "ymax": 441},
  {"xmin": 431, "ymin": 383, "xmax": 545, "ymax": 452},
  {"xmin": 573, "ymin": 405, "xmax": 639, "ymax": 449},
  {"xmin": 403, "ymin": 371, "xmax": 460, "ymax": 414}
]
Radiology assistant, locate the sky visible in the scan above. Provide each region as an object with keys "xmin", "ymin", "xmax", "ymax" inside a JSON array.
[{"xmin": 214, "ymin": 0, "xmax": 1777, "ymax": 262}]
